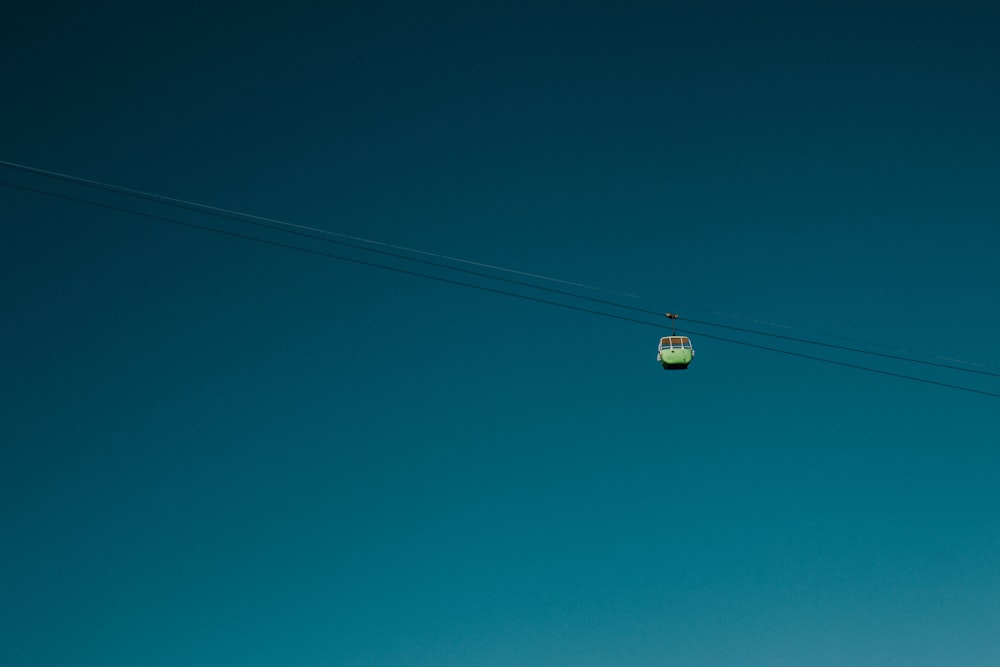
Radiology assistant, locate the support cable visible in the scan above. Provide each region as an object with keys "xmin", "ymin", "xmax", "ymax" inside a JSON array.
[
  {"xmin": 3, "ymin": 161, "xmax": 996, "ymax": 380},
  {"xmin": 3, "ymin": 179, "xmax": 999, "ymax": 400}
]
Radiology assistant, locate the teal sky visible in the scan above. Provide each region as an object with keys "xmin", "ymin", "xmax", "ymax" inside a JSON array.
[{"xmin": 3, "ymin": 2, "xmax": 1000, "ymax": 665}]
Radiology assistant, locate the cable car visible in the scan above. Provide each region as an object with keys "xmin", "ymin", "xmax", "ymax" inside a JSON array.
[
  {"xmin": 658, "ymin": 313, "xmax": 694, "ymax": 370},
  {"xmin": 658, "ymin": 336, "xmax": 694, "ymax": 370}
]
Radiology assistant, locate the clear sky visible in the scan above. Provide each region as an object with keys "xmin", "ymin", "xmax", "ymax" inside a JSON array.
[{"xmin": 3, "ymin": 2, "xmax": 999, "ymax": 665}]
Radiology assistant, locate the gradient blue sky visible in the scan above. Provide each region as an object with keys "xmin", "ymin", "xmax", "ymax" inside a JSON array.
[{"xmin": 3, "ymin": 2, "xmax": 1000, "ymax": 665}]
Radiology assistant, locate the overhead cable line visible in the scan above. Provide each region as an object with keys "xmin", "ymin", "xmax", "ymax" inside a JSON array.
[
  {"xmin": 677, "ymin": 314, "xmax": 1000, "ymax": 378},
  {"xmin": 12, "ymin": 157, "xmax": 973, "ymax": 366},
  {"xmin": 3, "ymin": 180, "xmax": 999, "ymax": 400},
  {"xmin": 2, "ymin": 160, "xmax": 997, "ymax": 380}
]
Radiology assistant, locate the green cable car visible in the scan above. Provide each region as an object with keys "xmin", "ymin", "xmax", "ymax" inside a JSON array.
[
  {"xmin": 658, "ymin": 313, "xmax": 694, "ymax": 370},
  {"xmin": 658, "ymin": 336, "xmax": 694, "ymax": 370}
]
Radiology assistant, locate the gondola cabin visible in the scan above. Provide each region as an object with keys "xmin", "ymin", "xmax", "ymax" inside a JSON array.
[{"xmin": 658, "ymin": 336, "xmax": 694, "ymax": 370}]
